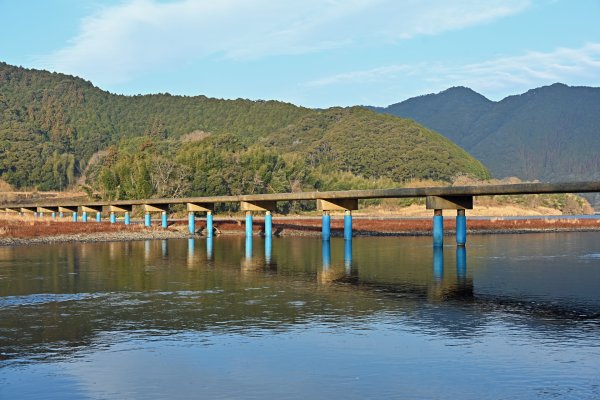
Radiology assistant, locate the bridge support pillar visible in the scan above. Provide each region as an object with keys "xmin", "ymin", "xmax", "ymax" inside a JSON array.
[
  {"xmin": 344, "ymin": 210, "xmax": 352, "ymax": 240},
  {"xmin": 96, "ymin": 212, "xmax": 101, "ymax": 222},
  {"xmin": 124, "ymin": 212, "xmax": 130, "ymax": 225},
  {"xmin": 38, "ymin": 212, "xmax": 43, "ymax": 218},
  {"xmin": 322, "ymin": 211, "xmax": 331, "ymax": 241},
  {"xmin": 82, "ymin": 212, "xmax": 88, "ymax": 223},
  {"xmin": 317, "ymin": 198, "xmax": 358, "ymax": 240},
  {"xmin": 186, "ymin": 203, "xmax": 214, "ymax": 237},
  {"xmin": 110, "ymin": 212, "xmax": 116, "ymax": 224},
  {"xmin": 426, "ymin": 195, "xmax": 472, "ymax": 247},
  {"xmin": 265, "ymin": 211, "xmax": 272, "ymax": 237},
  {"xmin": 188, "ymin": 212, "xmax": 195, "ymax": 234},
  {"xmin": 456, "ymin": 209, "xmax": 466, "ymax": 246},
  {"xmin": 206, "ymin": 211, "xmax": 213, "ymax": 237},
  {"xmin": 433, "ymin": 209, "xmax": 444, "ymax": 247},
  {"xmin": 245, "ymin": 211, "xmax": 253, "ymax": 237},
  {"xmin": 72, "ymin": 212, "xmax": 78, "ymax": 222},
  {"xmin": 142, "ymin": 204, "xmax": 169, "ymax": 228},
  {"xmin": 240, "ymin": 201, "xmax": 277, "ymax": 237},
  {"xmin": 59, "ymin": 212, "xmax": 64, "ymax": 218},
  {"xmin": 52, "ymin": 212, "xmax": 56, "ymax": 219}
]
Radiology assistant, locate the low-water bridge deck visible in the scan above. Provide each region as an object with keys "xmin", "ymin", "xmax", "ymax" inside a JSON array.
[{"xmin": 3, "ymin": 181, "xmax": 600, "ymax": 246}]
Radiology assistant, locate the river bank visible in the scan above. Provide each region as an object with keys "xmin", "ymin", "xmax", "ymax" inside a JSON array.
[
  {"xmin": 2, "ymin": 214, "xmax": 600, "ymax": 246},
  {"xmin": 0, "ymin": 218, "xmax": 189, "ymax": 246}
]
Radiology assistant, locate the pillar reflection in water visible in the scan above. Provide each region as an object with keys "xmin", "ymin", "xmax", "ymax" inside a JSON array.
[
  {"xmin": 245, "ymin": 235, "xmax": 253, "ymax": 261},
  {"xmin": 344, "ymin": 239, "xmax": 352, "ymax": 274},
  {"xmin": 454, "ymin": 246, "xmax": 473, "ymax": 298},
  {"xmin": 265, "ymin": 236, "xmax": 272, "ymax": 265},
  {"xmin": 322, "ymin": 239, "xmax": 331, "ymax": 271},
  {"xmin": 206, "ymin": 236, "xmax": 214, "ymax": 260},
  {"xmin": 161, "ymin": 239, "xmax": 168, "ymax": 258},
  {"xmin": 187, "ymin": 238, "xmax": 195, "ymax": 267},
  {"xmin": 433, "ymin": 246, "xmax": 444, "ymax": 281},
  {"xmin": 144, "ymin": 240, "xmax": 151, "ymax": 260},
  {"xmin": 456, "ymin": 246, "xmax": 467, "ymax": 280}
]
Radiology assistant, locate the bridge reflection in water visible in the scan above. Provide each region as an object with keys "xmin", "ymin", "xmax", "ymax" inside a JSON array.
[{"xmin": 1, "ymin": 234, "xmax": 599, "ymax": 371}]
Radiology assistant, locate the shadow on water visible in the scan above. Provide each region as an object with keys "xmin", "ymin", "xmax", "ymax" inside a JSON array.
[{"xmin": 0, "ymin": 234, "xmax": 599, "ymax": 364}]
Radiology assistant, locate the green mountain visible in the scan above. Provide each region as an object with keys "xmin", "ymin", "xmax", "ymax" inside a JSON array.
[
  {"xmin": 0, "ymin": 62, "xmax": 489, "ymax": 202},
  {"xmin": 370, "ymin": 84, "xmax": 600, "ymax": 183}
]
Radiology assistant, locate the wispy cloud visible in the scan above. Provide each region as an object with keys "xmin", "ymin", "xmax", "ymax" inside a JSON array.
[
  {"xmin": 38, "ymin": 0, "xmax": 529, "ymax": 85},
  {"xmin": 306, "ymin": 43, "xmax": 600, "ymax": 101}
]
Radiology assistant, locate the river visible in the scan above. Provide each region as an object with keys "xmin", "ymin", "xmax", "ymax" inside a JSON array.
[{"xmin": 1, "ymin": 233, "xmax": 599, "ymax": 399}]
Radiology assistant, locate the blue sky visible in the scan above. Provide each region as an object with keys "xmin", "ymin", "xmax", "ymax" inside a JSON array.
[{"xmin": 1, "ymin": 0, "xmax": 599, "ymax": 107}]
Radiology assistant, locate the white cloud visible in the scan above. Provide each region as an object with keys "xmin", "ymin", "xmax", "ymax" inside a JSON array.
[
  {"xmin": 306, "ymin": 43, "xmax": 600, "ymax": 101},
  {"xmin": 38, "ymin": 0, "xmax": 529, "ymax": 85}
]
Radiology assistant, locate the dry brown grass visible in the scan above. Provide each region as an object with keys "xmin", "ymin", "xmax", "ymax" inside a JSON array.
[
  {"xmin": 0, "ymin": 179, "xmax": 13, "ymax": 192},
  {"xmin": 0, "ymin": 214, "xmax": 150, "ymax": 239},
  {"xmin": 168, "ymin": 215, "xmax": 600, "ymax": 235}
]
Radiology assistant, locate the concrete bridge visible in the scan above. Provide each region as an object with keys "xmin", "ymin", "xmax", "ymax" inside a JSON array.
[{"xmin": 3, "ymin": 181, "xmax": 600, "ymax": 246}]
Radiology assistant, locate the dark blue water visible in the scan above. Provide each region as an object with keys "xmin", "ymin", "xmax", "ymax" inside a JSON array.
[{"xmin": 1, "ymin": 233, "xmax": 599, "ymax": 399}]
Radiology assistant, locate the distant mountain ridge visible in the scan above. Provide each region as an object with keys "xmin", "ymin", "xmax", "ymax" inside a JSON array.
[{"xmin": 370, "ymin": 83, "xmax": 600, "ymax": 185}]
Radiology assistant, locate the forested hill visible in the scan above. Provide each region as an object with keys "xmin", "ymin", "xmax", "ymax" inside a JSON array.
[
  {"xmin": 370, "ymin": 84, "xmax": 600, "ymax": 183},
  {"xmin": 0, "ymin": 62, "xmax": 489, "ymax": 201}
]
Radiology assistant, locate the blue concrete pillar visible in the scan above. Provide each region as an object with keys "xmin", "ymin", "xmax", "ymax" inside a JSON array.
[
  {"xmin": 265, "ymin": 235, "xmax": 272, "ymax": 265},
  {"xmin": 456, "ymin": 209, "xmax": 466, "ymax": 246},
  {"xmin": 344, "ymin": 210, "xmax": 352, "ymax": 240},
  {"xmin": 264, "ymin": 211, "xmax": 272, "ymax": 237},
  {"xmin": 245, "ymin": 211, "xmax": 253, "ymax": 237},
  {"xmin": 433, "ymin": 245, "xmax": 444, "ymax": 281},
  {"xmin": 59, "ymin": 212, "xmax": 64, "ymax": 218},
  {"xmin": 322, "ymin": 211, "xmax": 331, "ymax": 241},
  {"xmin": 161, "ymin": 211, "xmax": 168, "ymax": 229},
  {"xmin": 124, "ymin": 212, "xmax": 130, "ymax": 225},
  {"xmin": 144, "ymin": 212, "xmax": 151, "ymax": 227},
  {"xmin": 110, "ymin": 212, "xmax": 116, "ymax": 224},
  {"xmin": 188, "ymin": 212, "xmax": 195, "ymax": 234},
  {"xmin": 206, "ymin": 211, "xmax": 213, "ymax": 238},
  {"xmin": 96, "ymin": 212, "xmax": 101, "ymax": 222},
  {"xmin": 38, "ymin": 212, "xmax": 43, "ymax": 218},
  {"xmin": 52, "ymin": 212, "xmax": 56, "ymax": 219},
  {"xmin": 456, "ymin": 246, "xmax": 467, "ymax": 279},
  {"xmin": 433, "ymin": 209, "xmax": 443, "ymax": 247},
  {"xmin": 72, "ymin": 212, "xmax": 78, "ymax": 222},
  {"xmin": 82, "ymin": 211, "xmax": 88, "ymax": 223}
]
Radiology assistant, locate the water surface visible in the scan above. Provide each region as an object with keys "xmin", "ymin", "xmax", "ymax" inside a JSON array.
[{"xmin": 1, "ymin": 233, "xmax": 599, "ymax": 399}]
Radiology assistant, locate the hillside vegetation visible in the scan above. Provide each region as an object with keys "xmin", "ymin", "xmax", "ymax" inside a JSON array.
[{"xmin": 0, "ymin": 62, "xmax": 489, "ymax": 203}]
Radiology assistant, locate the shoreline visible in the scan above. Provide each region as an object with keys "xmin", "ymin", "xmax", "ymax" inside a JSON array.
[{"xmin": 1, "ymin": 215, "xmax": 600, "ymax": 246}]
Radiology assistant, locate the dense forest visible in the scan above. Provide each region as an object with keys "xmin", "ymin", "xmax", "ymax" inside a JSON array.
[{"xmin": 0, "ymin": 62, "xmax": 489, "ymax": 203}]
